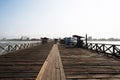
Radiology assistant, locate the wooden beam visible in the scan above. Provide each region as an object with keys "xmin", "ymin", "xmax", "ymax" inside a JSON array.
[{"xmin": 36, "ymin": 44, "xmax": 66, "ymax": 80}]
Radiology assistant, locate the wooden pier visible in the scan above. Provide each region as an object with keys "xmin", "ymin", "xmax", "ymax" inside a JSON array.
[
  {"xmin": 36, "ymin": 44, "xmax": 66, "ymax": 80},
  {"xmin": 59, "ymin": 45, "xmax": 120, "ymax": 80},
  {"xmin": 0, "ymin": 42, "xmax": 53, "ymax": 80},
  {"xmin": 1, "ymin": 42, "xmax": 120, "ymax": 80}
]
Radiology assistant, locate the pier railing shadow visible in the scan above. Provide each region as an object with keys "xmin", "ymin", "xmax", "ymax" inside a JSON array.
[{"xmin": 85, "ymin": 43, "xmax": 120, "ymax": 58}]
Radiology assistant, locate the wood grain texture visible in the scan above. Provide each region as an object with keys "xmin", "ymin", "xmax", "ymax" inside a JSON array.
[
  {"xmin": 59, "ymin": 45, "xmax": 120, "ymax": 80},
  {"xmin": 36, "ymin": 44, "xmax": 66, "ymax": 80},
  {"xmin": 0, "ymin": 42, "xmax": 53, "ymax": 80}
]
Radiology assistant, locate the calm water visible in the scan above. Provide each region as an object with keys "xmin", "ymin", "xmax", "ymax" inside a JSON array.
[
  {"xmin": 88, "ymin": 41, "xmax": 120, "ymax": 45},
  {"xmin": 87, "ymin": 41, "xmax": 120, "ymax": 54},
  {"xmin": 0, "ymin": 41, "xmax": 41, "ymax": 54},
  {"xmin": 0, "ymin": 40, "xmax": 41, "ymax": 43},
  {"xmin": 0, "ymin": 41, "xmax": 41, "ymax": 48}
]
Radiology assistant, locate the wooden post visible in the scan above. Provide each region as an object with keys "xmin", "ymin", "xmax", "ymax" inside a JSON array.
[
  {"xmin": 90, "ymin": 43, "xmax": 92, "ymax": 50},
  {"xmin": 8, "ymin": 45, "xmax": 11, "ymax": 52},
  {"xmin": 85, "ymin": 34, "xmax": 88, "ymax": 48},
  {"xmin": 113, "ymin": 45, "xmax": 115, "ymax": 56},
  {"xmin": 102, "ymin": 44, "xmax": 105, "ymax": 53},
  {"xmin": 95, "ymin": 44, "xmax": 98, "ymax": 52}
]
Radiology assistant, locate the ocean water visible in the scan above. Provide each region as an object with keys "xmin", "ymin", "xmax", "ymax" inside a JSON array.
[
  {"xmin": 0, "ymin": 41, "xmax": 41, "ymax": 54},
  {"xmin": 86, "ymin": 41, "xmax": 120, "ymax": 54},
  {"xmin": 87, "ymin": 41, "xmax": 120, "ymax": 45}
]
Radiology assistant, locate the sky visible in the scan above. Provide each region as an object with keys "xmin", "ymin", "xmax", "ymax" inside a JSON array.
[{"xmin": 0, "ymin": 0, "xmax": 120, "ymax": 39}]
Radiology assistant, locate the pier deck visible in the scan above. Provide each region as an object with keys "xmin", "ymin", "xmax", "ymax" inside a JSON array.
[
  {"xmin": 59, "ymin": 45, "xmax": 120, "ymax": 80},
  {"xmin": 1, "ymin": 42, "xmax": 120, "ymax": 80},
  {"xmin": 0, "ymin": 42, "xmax": 53, "ymax": 80}
]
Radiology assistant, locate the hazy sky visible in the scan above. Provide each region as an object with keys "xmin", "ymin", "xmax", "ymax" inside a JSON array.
[{"xmin": 0, "ymin": 0, "xmax": 120, "ymax": 39}]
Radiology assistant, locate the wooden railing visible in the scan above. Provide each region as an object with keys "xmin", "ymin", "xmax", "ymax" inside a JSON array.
[
  {"xmin": 36, "ymin": 44, "xmax": 66, "ymax": 80},
  {"xmin": 85, "ymin": 43, "xmax": 120, "ymax": 58},
  {"xmin": 0, "ymin": 42, "xmax": 40, "ymax": 55}
]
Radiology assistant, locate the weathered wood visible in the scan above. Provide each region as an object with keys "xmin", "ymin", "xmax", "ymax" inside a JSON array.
[
  {"xmin": 59, "ymin": 45, "xmax": 120, "ymax": 80},
  {"xmin": 0, "ymin": 42, "xmax": 53, "ymax": 80},
  {"xmin": 0, "ymin": 42, "xmax": 40, "ymax": 54},
  {"xmin": 36, "ymin": 44, "xmax": 66, "ymax": 80},
  {"xmin": 86, "ymin": 43, "xmax": 120, "ymax": 57}
]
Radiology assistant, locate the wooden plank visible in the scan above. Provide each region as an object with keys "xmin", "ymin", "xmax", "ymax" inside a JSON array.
[
  {"xmin": 56, "ymin": 45, "xmax": 66, "ymax": 80},
  {"xmin": 0, "ymin": 42, "xmax": 54, "ymax": 80},
  {"xmin": 59, "ymin": 45, "xmax": 120, "ymax": 79},
  {"xmin": 36, "ymin": 44, "xmax": 66, "ymax": 80},
  {"xmin": 58, "ymin": 52, "xmax": 66, "ymax": 80},
  {"xmin": 56, "ymin": 54, "xmax": 61, "ymax": 80}
]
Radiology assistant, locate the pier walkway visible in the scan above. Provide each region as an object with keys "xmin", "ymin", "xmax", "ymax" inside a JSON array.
[
  {"xmin": 0, "ymin": 42, "xmax": 53, "ymax": 80},
  {"xmin": 1, "ymin": 42, "xmax": 120, "ymax": 80},
  {"xmin": 59, "ymin": 45, "xmax": 120, "ymax": 80}
]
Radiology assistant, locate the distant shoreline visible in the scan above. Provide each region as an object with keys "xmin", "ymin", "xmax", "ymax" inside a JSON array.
[
  {"xmin": 0, "ymin": 40, "xmax": 41, "ymax": 41},
  {"xmin": 88, "ymin": 40, "xmax": 120, "ymax": 41}
]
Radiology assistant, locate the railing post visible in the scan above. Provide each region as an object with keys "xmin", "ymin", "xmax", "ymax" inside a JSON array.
[
  {"xmin": 85, "ymin": 43, "xmax": 88, "ymax": 49},
  {"xmin": 95, "ymin": 44, "xmax": 98, "ymax": 52},
  {"xmin": 102, "ymin": 44, "xmax": 105, "ymax": 53},
  {"xmin": 90, "ymin": 43, "xmax": 92, "ymax": 50},
  {"xmin": 85, "ymin": 34, "xmax": 88, "ymax": 47},
  {"xmin": 8, "ymin": 45, "xmax": 11, "ymax": 52},
  {"xmin": 113, "ymin": 45, "xmax": 116, "ymax": 56}
]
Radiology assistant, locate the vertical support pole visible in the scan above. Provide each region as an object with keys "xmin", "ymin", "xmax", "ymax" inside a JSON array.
[
  {"xmin": 113, "ymin": 45, "xmax": 115, "ymax": 56},
  {"xmin": 96, "ymin": 44, "xmax": 98, "ymax": 52},
  {"xmin": 102, "ymin": 44, "xmax": 105, "ymax": 53},
  {"xmin": 85, "ymin": 34, "xmax": 88, "ymax": 48},
  {"xmin": 14, "ymin": 45, "xmax": 17, "ymax": 51},
  {"xmin": 90, "ymin": 43, "xmax": 92, "ymax": 50},
  {"xmin": 8, "ymin": 45, "xmax": 11, "ymax": 52}
]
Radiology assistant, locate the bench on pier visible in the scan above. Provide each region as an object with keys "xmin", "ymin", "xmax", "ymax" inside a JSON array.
[{"xmin": 36, "ymin": 44, "xmax": 66, "ymax": 80}]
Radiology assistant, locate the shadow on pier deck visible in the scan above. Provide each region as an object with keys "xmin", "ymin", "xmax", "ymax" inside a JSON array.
[{"xmin": 59, "ymin": 45, "xmax": 120, "ymax": 80}]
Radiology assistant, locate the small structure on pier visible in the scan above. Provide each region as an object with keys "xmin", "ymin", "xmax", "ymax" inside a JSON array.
[
  {"xmin": 54, "ymin": 38, "xmax": 58, "ymax": 44},
  {"xmin": 41, "ymin": 37, "xmax": 49, "ymax": 44},
  {"xmin": 61, "ymin": 35, "xmax": 85, "ymax": 48},
  {"xmin": 73, "ymin": 35, "xmax": 84, "ymax": 48}
]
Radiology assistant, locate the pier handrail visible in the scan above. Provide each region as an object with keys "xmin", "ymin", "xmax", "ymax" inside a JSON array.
[
  {"xmin": 87, "ymin": 42, "xmax": 120, "ymax": 46},
  {"xmin": 0, "ymin": 41, "xmax": 41, "ymax": 55},
  {"xmin": 85, "ymin": 43, "xmax": 120, "ymax": 57},
  {"xmin": 36, "ymin": 44, "xmax": 66, "ymax": 80}
]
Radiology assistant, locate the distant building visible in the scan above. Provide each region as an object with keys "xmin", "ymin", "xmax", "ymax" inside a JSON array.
[
  {"xmin": 1, "ymin": 38, "xmax": 7, "ymax": 41},
  {"xmin": 41, "ymin": 37, "xmax": 49, "ymax": 44},
  {"xmin": 20, "ymin": 36, "xmax": 29, "ymax": 40},
  {"xmin": 31, "ymin": 38, "xmax": 40, "ymax": 41},
  {"xmin": 88, "ymin": 36, "xmax": 92, "ymax": 41}
]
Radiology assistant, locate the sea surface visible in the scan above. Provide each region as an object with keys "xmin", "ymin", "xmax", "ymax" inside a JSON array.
[
  {"xmin": 87, "ymin": 41, "xmax": 120, "ymax": 54},
  {"xmin": 88, "ymin": 41, "xmax": 120, "ymax": 45},
  {"xmin": 0, "ymin": 41, "xmax": 41, "ymax": 54}
]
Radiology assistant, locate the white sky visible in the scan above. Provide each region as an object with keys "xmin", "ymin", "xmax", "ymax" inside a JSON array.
[{"xmin": 0, "ymin": 0, "xmax": 120, "ymax": 39}]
